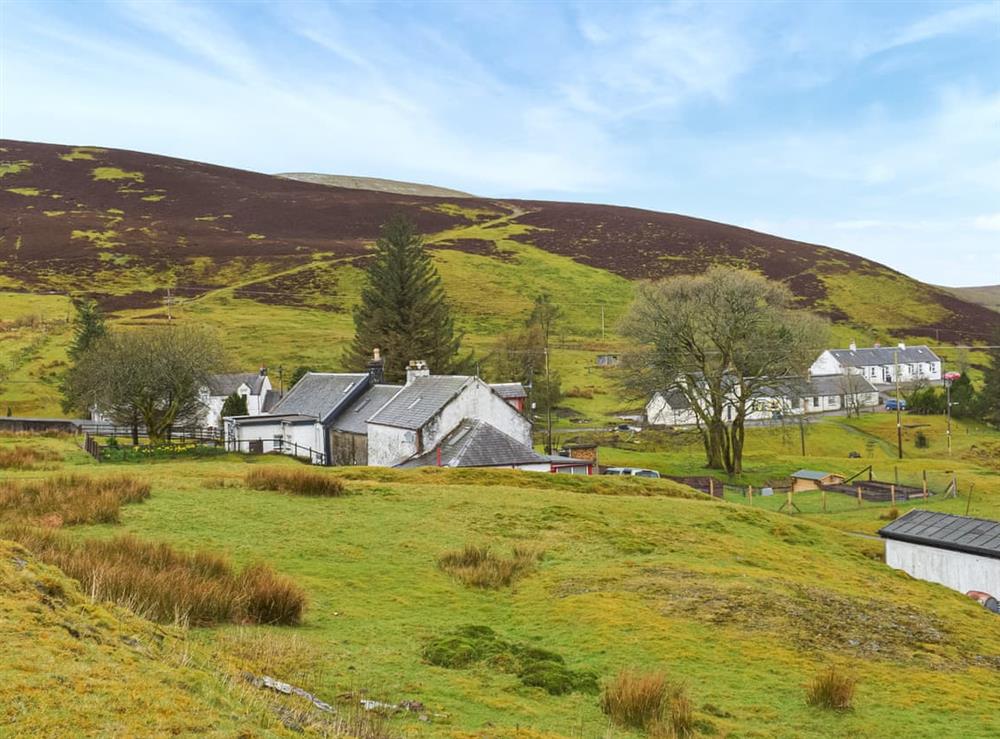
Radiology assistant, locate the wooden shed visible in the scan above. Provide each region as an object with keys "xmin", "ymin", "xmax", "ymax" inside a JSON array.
[{"xmin": 790, "ymin": 469, "xmax": 845, "ymax": 492}]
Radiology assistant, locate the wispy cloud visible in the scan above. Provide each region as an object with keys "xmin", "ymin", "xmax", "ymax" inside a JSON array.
[{"xmin": 857, "ymin": 2, "xmax": 999, "ymax": 58}]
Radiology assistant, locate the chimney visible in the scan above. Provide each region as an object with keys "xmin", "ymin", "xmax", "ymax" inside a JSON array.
[
  {"xmin": 366, "ymin": 347, "xmax": 384, "ymax": 385},
  {"xmin": 259, "ymin": 366, "xmax": 268, "ymax": 376},
  {"xmin": 406, "ymin": 359, "xmax": 430, "ymax": 386},
  {"xmin": 874, "ymin": 341, "xmax": 881, "ymax": 348},
  {"xmin": 898, "ymin": 342, "xmax": 906, "ymax": 351},
  {"xmin": 848, "ymin": 340, "xmax": 857, "ymax": 352}
]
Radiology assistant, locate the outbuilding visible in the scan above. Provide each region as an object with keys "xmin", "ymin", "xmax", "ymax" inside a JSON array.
[
  {"xmin": 879, "ymin": 510, "xmax": 1000, "ymax": 600},
  {"xmin": 790, "ymin": 469, "xmax": 845, "ymax": 492}
]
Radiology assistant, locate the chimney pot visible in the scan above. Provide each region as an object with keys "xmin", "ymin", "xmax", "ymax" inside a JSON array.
[
  {"xmin": 849, "ymin": 340, "xmax": 857, "ymax": 352},
  {"xmin": 405, "ymin": 359, "xmax": 430, "ymax": 386},
  {"xmin": 898, "ymin": 342, "xmax": 906, "ymax": 350}
]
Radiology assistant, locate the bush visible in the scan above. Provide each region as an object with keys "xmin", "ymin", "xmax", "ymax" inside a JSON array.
[
  {"xmin": 914, "ymin": 431, "xmax": 929, "ymax": 448},
  {"xmin": 880, "ymin": 506, "xmax": 900, "ymax": 521},
  {"xmin": 4, "ymin": 527, "xmax": 306, "ymax": 626},
  {"xmin": 0, "ymin": 445, "xmax": 61, "ymax": 470},
  {"xmin": 806, "ymin": 666, "xmax": 856, "ymax": 710},
  {"xmin": 437, "ymin": 543, "xmax": 543, "ymax": 588},
  {"xmin": 246, "ymin": 467, "xmax": 346, "ymax": 497},
  {"xmin": 0, "ymin": 474, "xmax": 150, "ymax": 526}
]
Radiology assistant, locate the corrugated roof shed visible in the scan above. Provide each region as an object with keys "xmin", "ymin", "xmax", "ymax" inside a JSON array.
[
  {"xmin": 791, "ymin": 469, "xmax": 836, "ymax": 480},
  {"xmin": 829, "ymin": 345, "xmax": 939, "ymax": 367},
  {"xmin": 879, "ymin": 510, "xmax": 1000, "ymax": 560},
  {"xmin": 270, "ymin": 373, "xmax": 369, "ymax": 420},
  {"xmin": 397, "ymin": 420, "xmax": 554, "ymax": 468},
  {"xmin": 367, "ymin": 376, "xmax": 472, "ymax": 430},
  {"xmin": 329, "ymin": 384, "xmax": 402, "ymax": 434}
]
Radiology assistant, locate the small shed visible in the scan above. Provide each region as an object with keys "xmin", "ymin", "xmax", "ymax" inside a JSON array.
[
  {"xmin": 559, "ymin": 443, "xmax": 598, "ymax": 466},
  {"xmin": 790, "ymin": 469, "xmax": 845, "ymax": 492},
  {"xmin": 879, "ymin": 510, "xmax": 1000, "ymax": 599}
]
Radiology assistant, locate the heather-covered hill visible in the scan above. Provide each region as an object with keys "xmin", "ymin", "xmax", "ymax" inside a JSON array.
[{"xmin": 1, "ymin": 138, "xmax": 995, "ymax": 340}]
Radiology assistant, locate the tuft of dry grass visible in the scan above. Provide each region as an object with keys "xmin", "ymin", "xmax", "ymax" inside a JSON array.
[
  {"xmin": 0, "ymin": 445, "xmax": 61, "ymax": 470},
  {"xmin": 246, "ymin": 467, "xmax": 347, "ymax": 497},
  {"xmin": 806, "ymin": 666, "xmax": 857, "ymax": 711},
  {"xmin": 437, "ymin": 543, "xmax": 544, "ymax": 589},
  {"xmin": 0, "ymin": 474, "xmax": 150, "ymax": 526},
  {"xmin": 880, "ymin": 506, "xmax": 901, "ymax": 521},
  {"xmin": 601, "ymin": 669, "xmax": 695, "ymax": 736},
  {"xmin": 4, "ymin": 526, "xmax": 306, "ymax": 626}
]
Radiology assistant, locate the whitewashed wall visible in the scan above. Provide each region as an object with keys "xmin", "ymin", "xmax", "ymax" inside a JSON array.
[
  {"xmin": 885, "ymin": 539, "xmax": 1000, "ymax": 598},
  {"xmin": 809, "ymin": 351, "xmax": 842, "ymax": 376}
]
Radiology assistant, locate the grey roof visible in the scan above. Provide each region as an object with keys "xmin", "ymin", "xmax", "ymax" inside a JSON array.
[
  {"xmin": 396, "ymin": 420, "xmax": 548, "ymax": 468},
  {"xmin": 231, "ymin": 413, "xmax": 316, "ymax": 425},
  {"xmin": 207, "ymin": 372, "xmax": 266, "ymax": 397},
  {"xmin": 329, "ymin": 384, "xmax": 403, "ymax": 434},
  {"xmin": 270, "ymin": 373, "xmax": 369, "ymax": 421},
  {"xmin": 489, "ymin": 382, "xmax": 527, "ymax": 399},
  {"xmin": 806, "ymin": 374, "xmax": 877, "ymax": 397},
  {"xmin": 829, "ymin": 345, "xmax": 940, "ymax": 367},
  {"xmin": 367, "ymin": 375, "xmax": 472, "ymax": 430},
  {"xmin": 260, "ymin": 389, "xmax": 279, "ymax": 413},
  {"xmin": 658, "ymin": 389, "xmax": 692, "ymax": 410},
  {"xmin": 791, "ymin": 469, "xmax": 837, "ymax": 480},
  {"xmin": 880, "ymin": 510, "xmax": 1000, "ymax": 560}
]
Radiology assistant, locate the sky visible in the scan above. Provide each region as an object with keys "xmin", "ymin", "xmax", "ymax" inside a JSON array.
[{"xmin": 1, "ymin": 0, "xmax": 998, "ymax": 287}]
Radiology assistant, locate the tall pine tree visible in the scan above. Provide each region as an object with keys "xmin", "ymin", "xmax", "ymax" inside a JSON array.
[
  {"xmin": 981, "ymin": 330, "xmax": 1000, "ymax": 425},
  {"xmin": 346, "ymin": 215, "xmax": 465, "ymax": 382},
  {"xmin": 68, "ymin": 297, "xmax": 107, "ymax": 362}
]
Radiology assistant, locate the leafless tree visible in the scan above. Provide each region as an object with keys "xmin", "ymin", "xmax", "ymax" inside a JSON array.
[
  {"xmin": 620, "ymin": 267, "xmax": 827, "ymax": 474},
  {"xmin": 839, "ymin": 370, "xmax": 871, "ymax": 418},
  {"xmin": 64, "ymin": 325, "xmax": 227, "ymax": 443}
]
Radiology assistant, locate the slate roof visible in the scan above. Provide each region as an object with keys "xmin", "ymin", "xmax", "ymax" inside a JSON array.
[
  {"xmin": 260, "ymin": 389, "xmax": 279, "ymax": 413},
  {"xmin": 269, "ymin": 373, "xmax": 370, "ymax": 421},
  {"xmin": 656, "ymin": 389, "xmax": 692, "ymax": 410},
  {"xmin": 490, "ymin": 382, "xmax": 527, "ymax": 399},
  {"xmin": 329, "ymin": 384, "xmax": 403, "ymax": 434},
  {"xmin": 791, "ymin": 469, "xmax": 837, "ymax": 480},
  {"xmin": 207, "ymin": 372, "xmax": 267, "ymax": 397},
  {"xmin": 230, "ymin": 413, "xmax": 316, "ymax": 425},
  {"xmin": 829, "ymin": 345, "xmax": 939, "ymax": 367},
  {"xmin": 879, "ymin": 510, "xmax": 1000, "ymax": 560},
  {"xmin": 367, "ymin": 375, "xmax": 472, "ymax": 430},
  {"xmin": 806, "ymin": 374, "xmax": 877, "ymax": 397},
  {"xmin": 396, "ymin": 419, "xmax": 572, "ymax": 468}
]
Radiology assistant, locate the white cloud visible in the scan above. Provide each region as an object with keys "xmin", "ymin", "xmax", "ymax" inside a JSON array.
[
  {"xmin": 973, "ymin": 213, "xmax": 1000, "ymax": 231},
  {"xmin": 858, "ymin": 2, "xmax": 999, "ymax": 58}
]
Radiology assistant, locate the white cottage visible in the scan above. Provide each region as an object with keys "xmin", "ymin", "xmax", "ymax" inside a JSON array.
[
  {"xmin": 203, "ymin": 370, "xmax": 275, "ymax": 427},
  {"xmin": 810, "ymin": 342, "xmax": 941, "ymax": 386},
  {"xmin": 880, "ymin": 510, "xmax": 1000, "ymax": 600}
]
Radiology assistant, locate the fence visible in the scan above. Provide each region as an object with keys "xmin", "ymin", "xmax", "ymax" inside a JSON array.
[
  {"xmin": 224, "ymin": 437, "xmax": 326, "ymax": 466},
  {"xmin": 78, "ymin": 423, "xmax": 221, "ymax": 443}
]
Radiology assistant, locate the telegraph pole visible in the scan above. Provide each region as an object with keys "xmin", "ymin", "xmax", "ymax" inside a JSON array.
[
  {"xmin": 544, "ymin": 346, "xmax": 553, "ymax": 455},
  {"xmin": 894, "ymin": 348, "xmax": 903, "ymax": 459}
]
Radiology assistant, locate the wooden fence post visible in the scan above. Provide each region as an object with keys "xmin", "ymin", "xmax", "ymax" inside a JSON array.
[
  {"xmin": 786, "ymin": 488, "xmax": 793, "ymax": 514},
  {"xmin": 822, "ymin": 488, "xmax": 827, "ymax": 513},
  {"xmin": 856, "ymin": 486, "xmax": 862, "ymax": 507},
  {"xmin": 922, "ymin": 470, "xmax": 928, "ymax": 499},
  {"xmin": 747, "ymin": 485, "xmax": 753, "ymax": 506},
  {"xmin": 709, "ymin": 478, "xmax": 715, "ymax": 498},
  {"xmin": 890, "ymin": 484, "xmax": 896, "ymax": 507}
]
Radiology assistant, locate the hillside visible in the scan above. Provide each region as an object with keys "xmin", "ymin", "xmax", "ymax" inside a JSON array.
[
  {"xmin": 3, "ymin": 434, "xmax": 1000, "ymax": 737},
  {"xmin": 1, "ymin": 138, "xmax": 997, "ymax": 417},
  {"xmin": 278, "ymin": 172, "xmax": 475, "ymax": 198},
  {"xmin": 942, "ymin": 284, "xmax": 1000, "ymax": 314}
]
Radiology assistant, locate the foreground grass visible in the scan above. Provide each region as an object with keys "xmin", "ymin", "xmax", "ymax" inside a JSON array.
[{"xmin": 4, "ymin": 437, "xmax": 992, "ymax": 737}]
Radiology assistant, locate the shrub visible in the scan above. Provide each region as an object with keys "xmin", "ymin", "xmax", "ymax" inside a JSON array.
[
  {"xmin": 914, "ymin": 431, "xmax": 929, "ymax": 449},
  {"xmin": 437, "ymin": 543, "xmax": 543, "ymax": 588},
  {"xmin": 4, "ymin": 527, "xmax": 306, "ymax": 626},
  {"xmin": 880, "ymin": 506, "xmax": 901, "ymax": 521},
  {"xmin": 0, "ymin": 445, "xmax": 61, "ymax": 470},
  {"xmin": 0, "ymin": 474, "xmax": 150, "ymax": 526},
  {"xmin": 600, "ymin": 668, "xmax": 669, "ymax": 729},
  {"xmin": 246, "ymin": 467, "xmax": 346, "ymax": 497},
  {"xmin": 806, "ymin": 666, "xmax": 856, "ymax": 710}
]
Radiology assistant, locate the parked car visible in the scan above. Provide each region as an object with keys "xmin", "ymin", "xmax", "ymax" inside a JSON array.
[
  {"xmin": 966, "ymin": 591, "xmax": 1000, "ymax": 614},
  {"xmin": 603, "ymin": 467, "xmax": 661, "ymax": 478},
  {"xmin": 884, "ymin": 398, "xmax": 907, "ymax": 411}
]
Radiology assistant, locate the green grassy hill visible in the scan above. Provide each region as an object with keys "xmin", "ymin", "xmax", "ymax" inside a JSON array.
[
  {"xmin": 942, "ymin": 285, "xmax": 1000, "ymax": 314},
  {"xmin": 2, "ymin": 430, "xmax": 1000, "ymax": 737},
  {"xmin": 1, "ymin": 138, "xmax": 997, "ymax": 419}
]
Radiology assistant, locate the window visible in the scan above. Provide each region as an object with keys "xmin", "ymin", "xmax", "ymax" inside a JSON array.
[{"xmin": 813, "ymin": 396, "xmax": 820, "ymax": 406}]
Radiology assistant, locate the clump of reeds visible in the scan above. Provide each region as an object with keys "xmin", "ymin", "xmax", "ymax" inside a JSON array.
[
  {"xmin": 806, "ymin": 666, "xmax": 857, "ymax": 710},
  {"xmin": 246, "ymin": 467, "xmax": 346, "ymax": 497},
  {"xmin": 437, "ymin": 543, "xmax": 543, "ymax": 589},
  {"xmin": 0, "ymin": 474, "xmax": 150, "ymax": 526},
  {"xmin": 0, "ymin": 445, "xmax": 61, "ymax": 470},
  {"xmin": 4, "ymin": 526, "xmax": 306, "ymax": 626},
  {"xmin": 600, "ymin": 669, "xmax": 695, "ymax": 736}
]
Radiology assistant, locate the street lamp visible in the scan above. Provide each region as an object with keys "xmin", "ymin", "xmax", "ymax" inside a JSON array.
[{"xmin": 944, "ymin": 371, "xmax": 961, "ymax": 456}]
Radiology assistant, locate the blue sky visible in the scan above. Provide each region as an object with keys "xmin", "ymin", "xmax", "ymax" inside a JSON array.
[{"xmin": 1, "ymin": 1, "xmax": 998, "ymax": 286}]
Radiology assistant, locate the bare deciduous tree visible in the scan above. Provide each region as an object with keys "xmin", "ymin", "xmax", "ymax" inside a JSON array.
[
  {"xmin": 839, "ymin": 370, "xmax": 871, "ymax": 418},
  {"xmin": 620, "ymin": 267, "xmax": 827, "ymax": 474},
  {"xmin": 64, "ymin": 325, "xmax": 227, "ymax": 443}
]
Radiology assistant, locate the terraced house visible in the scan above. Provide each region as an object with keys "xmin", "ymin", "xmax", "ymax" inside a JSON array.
[{"xmin": 810, "ymin": 342, "xmax": 942, "ymax": 386}]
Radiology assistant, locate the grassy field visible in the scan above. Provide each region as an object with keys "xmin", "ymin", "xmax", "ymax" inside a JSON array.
[{"xmin": 3, "ymin": 424, "xmax": 1000, "ymax": 737}]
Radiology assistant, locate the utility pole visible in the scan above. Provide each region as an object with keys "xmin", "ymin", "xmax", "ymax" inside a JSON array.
[
  {"xmin": 165, "ymin": 287, "xmax": 173, "ymax": 322},
  {"xmin": 544, "ymin": 346, "xmax": 553, "ymax": 455},
  {"xmin": 600, "ymin": 305, "xmax": 605, "ymax": 342},
  {"xmin": 799, "ymin": 416, "xmax": 806, "ymax": 457},
  {"xmin": 944, "ymin": 371, "xmax": 960, "ymax": 456},
  {"xmin": 894, "ymin": 348, "xmax": 903, "ymax": 459}
]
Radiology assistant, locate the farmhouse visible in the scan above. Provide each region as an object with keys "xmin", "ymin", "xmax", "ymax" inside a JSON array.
[
  {"xmin": 202, "ymin": 370, "xmax": 275, "ymax": 427},
  {"xmin": 488, "ymin": 382, "xmax": 528, "ymax": 413},
  {"xmin": 880, "ymin": 510, "xmax": 1000, "ymax": 600},
  {"xmin": 810, "ymin": 342, "xmax": 941, "ymax": 386},
  {"xmin": 799, "ymin": 373, "xmax": 879, "ymax": 414},
  {"xmin": 224, "ymin": 358, "xmax": 540, "ymax": 470}
]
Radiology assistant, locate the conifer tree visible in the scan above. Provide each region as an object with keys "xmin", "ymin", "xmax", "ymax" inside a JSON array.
[
  {"xmin": 68, "ymin": 297, "xmax": 107, "ymax": 361},
  {"xmin": 346, "ymin": 215, "xmax": 465, "ymax": 382},
  {"xmin": 981, "ymin": 332, "xmax": 1000, "ymax": 424}
]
